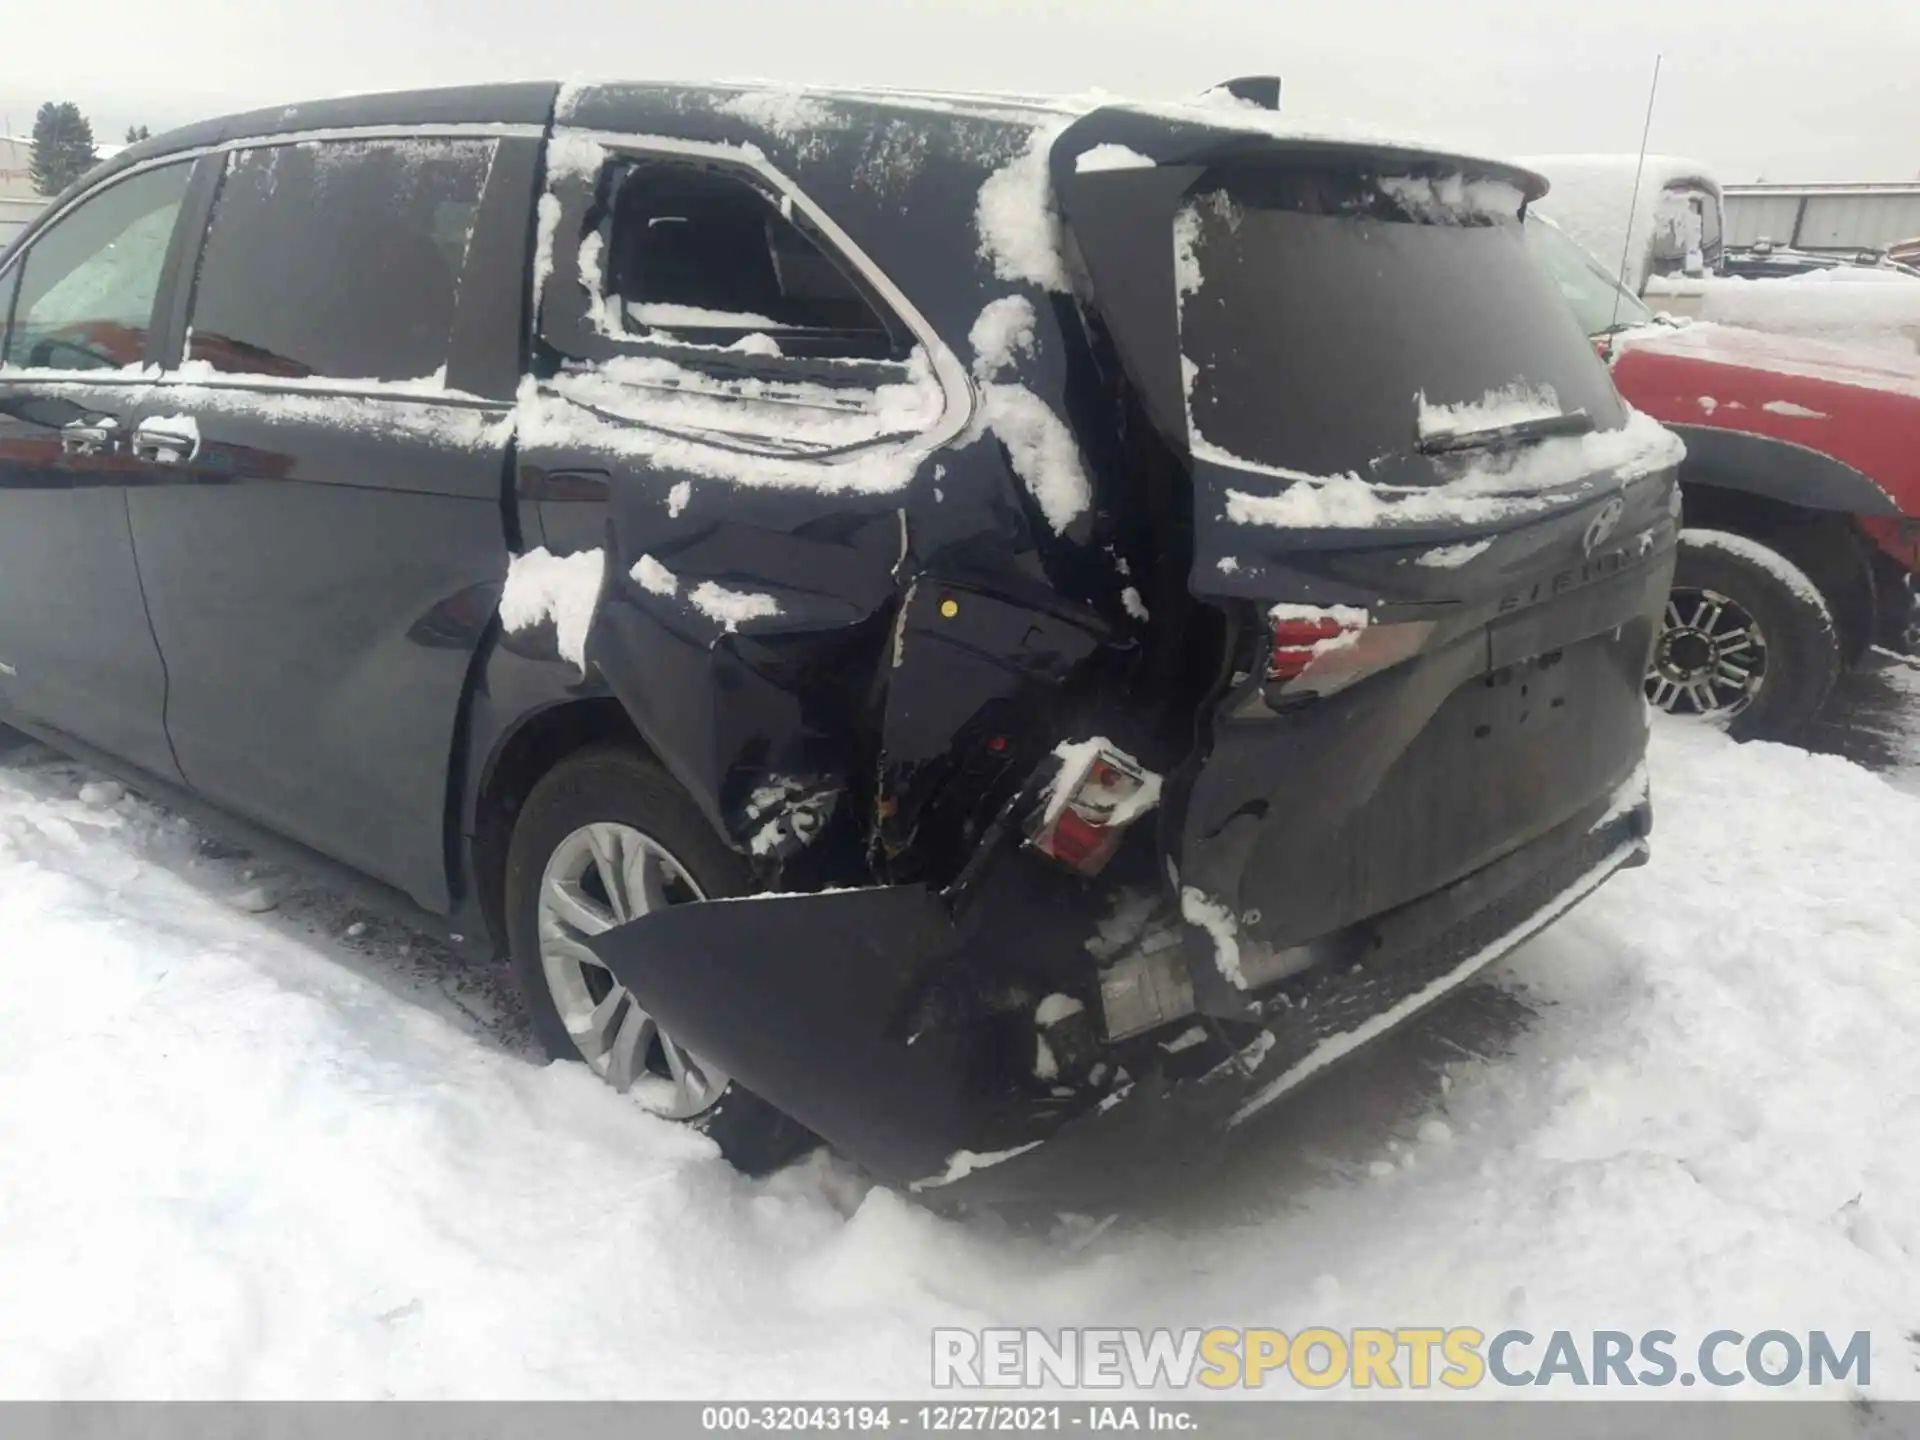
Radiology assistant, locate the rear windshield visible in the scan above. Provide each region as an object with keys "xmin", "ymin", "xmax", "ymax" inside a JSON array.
[{"xmin": 1178, "ymin": 168, "xmax": 1626, "ymax": 481}]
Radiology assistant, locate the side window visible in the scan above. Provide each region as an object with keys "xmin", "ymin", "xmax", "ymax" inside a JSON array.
[
  {"xmin": 1697, "ymin": 191, "xmax": 1724, "ymax": 266},
  {"xmin": 186, "ymin": 138, "xmax": 493, "ymax": 384},
  {"xmin": 590, "ymin": 161, "xmax": 901, "ymax": 361},
  {"xmin": 0, "ymin": 161, "xmax": 192, "ymax": 371}
]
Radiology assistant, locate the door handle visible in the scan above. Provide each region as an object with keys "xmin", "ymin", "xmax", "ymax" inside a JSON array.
[
  {"xmin": 132, "ymin": 416, "xmax": 200, "ymax": 465},
  {"xmin": 59, "ymin": 417, "xmax": 120, "ymax": 456}
]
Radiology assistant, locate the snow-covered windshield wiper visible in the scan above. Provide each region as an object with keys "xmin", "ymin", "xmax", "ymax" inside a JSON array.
[{"xmin": 1418, "ymin": 409, "xmax": 1594, "ymax": 456}]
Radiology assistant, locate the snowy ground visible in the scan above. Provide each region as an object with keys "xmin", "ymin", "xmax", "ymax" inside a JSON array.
[{"xmin": 2, "ymin": 681, "xmax": 1918, "ymax": 1399}]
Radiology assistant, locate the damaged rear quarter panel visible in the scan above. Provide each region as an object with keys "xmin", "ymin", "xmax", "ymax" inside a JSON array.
[{"xmin": 517, "ymin": 86, "xmax": 1145, "ymax": 879}]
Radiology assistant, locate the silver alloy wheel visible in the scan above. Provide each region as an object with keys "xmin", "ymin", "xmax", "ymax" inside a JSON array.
[
  {"xmin": 1645, "ymin": 586, "xmax": 1769, "ymax": 719},
  {"xmin": 535, "ymin": 822, "xmax": 730, "ymax": 1120}
]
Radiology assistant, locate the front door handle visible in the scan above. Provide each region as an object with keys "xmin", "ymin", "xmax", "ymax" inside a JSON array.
[
  {"xmin": 59, "ymin": 417, "xmax": 120, "ymax": 456},
  {"xmin": 132, "ymin": 416, "xmax": 200, "ymax": 465}
]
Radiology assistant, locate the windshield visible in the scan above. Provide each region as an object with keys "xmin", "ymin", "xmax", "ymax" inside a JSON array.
[
  {"xmin": 1523, "ymin": 215, "xmax": 1654, "ymax": 336},
  {"xmin": 1177, "ymin": 169, "xmax": 1627, "ymax": 482}
]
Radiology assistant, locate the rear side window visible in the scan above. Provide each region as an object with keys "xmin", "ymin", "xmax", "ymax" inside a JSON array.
[
  {"xmin": 186, "ymin": 138, "xmax": 493, "ymax": 383},
  {"xmin": 593, "ymin": 161, "xmax": 898, "ymax": 360},
  {"xmin": 0, "ymin": 161, "xmax": 192, "ymax": 371}
]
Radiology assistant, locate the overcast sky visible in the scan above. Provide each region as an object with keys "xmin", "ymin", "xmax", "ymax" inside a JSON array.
[{"xmin": 2, "ymin": 0, "xmax": 1914, "ymax": 183}]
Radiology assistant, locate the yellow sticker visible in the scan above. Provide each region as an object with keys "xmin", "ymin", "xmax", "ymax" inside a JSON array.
[{"xmin": 939, "ymin": 599, "xmax": 960, "ymax": 619}]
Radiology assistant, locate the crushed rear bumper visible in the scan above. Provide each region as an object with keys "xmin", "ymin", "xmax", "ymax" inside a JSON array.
[{"xmin": 587, "ymin": 790, "xmax": 1651, "ymax": 1208}]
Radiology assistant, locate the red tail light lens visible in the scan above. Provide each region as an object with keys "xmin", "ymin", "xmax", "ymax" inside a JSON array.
[
  {"xmin": 1028, "ymin": 743, "xmax": 1161, "ymax": 877},
  {"xmin": 1267, "ymin": 603, "xmax": 1433, "ymax": 697},
  {"xmin": 1268, "ymin": 613, "xmax": 1364, "ymax": 680}
]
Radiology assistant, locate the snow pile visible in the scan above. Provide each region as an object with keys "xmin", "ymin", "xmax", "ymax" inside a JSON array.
[
  {"xmin": 2, "ymin": 719, "xmax": 1920, "ymax": 1394},
  {"xmin": 1525, "ymin": 154, "xmax": 1719, "ymax": 294},
  {"xmin": 978, "ymin": 384, "xmax": 1091, "ymax": 534},
  {"xmin": 1217, "ymin": 407, "xmax": 1684, "ymax": 531},
  {"xmin": 1073, "ymin": 144, "xmax": 1154, "ymax": 174},
  {"xmin": 1644, "ymin": 270, "xmax": 1920, "ymax": 357},
  {"xmin": 690, "ymin": 582, "xmax": 781, "ymax": 632},
  {"xmin": 910, "ymin": 1143, "xmax": 1044, "ymax": 1193},
  {"xmin": 1179, "ymin": 885, "xmax": 1243, "ymax": 989},
  {"xmin": 577, "ymin": 231, "xmax": 612, "ymax": 334},
  {"xmin": 530, "ymin": 192, "xmax": 564, "ymax": 311},
  {"xmin": 966, "ymin": 297, "xmax": 1090, "ymax": 535},
  {"xmin": 717, "ymin": 88, "xmax": 849, "ymax": 145},
  {"xmin": 630, "ymin": 554, "xmax": 678, "ymax": 596},
  {"xmin": 147, "ymin": 381, "xmax": 508, "ymax": 449},
  {"xmin": 628, "ymin": 555, "xmax": 781, "ymax": 632},
  {"xmin": 1414, "ymin": 381, "xmax": 1573, "ymax": 448},
  {"xmin": 1415, "ymin": 538, "xmax": 1493, "ymax": 568},
  {"xmin": 137, "ymin": 412, "xmax": 200, "ymax": 456},
  {"xmin": 515, "ymin": 348, "xmax": 950, "ymax": 496},
  {"xmin": 968, "ymin": 296, "xmax": 1038, "ymax": 377},
  {"xmin": 629, "ymin": 302, "xmax": 780, "ymax": 329},
  {"xmin": 499, "ymin": 546, "xmax": 604, "ymax": 669},
  {"xmin": 974, "ymin": 123, "xmax": 1072, "ymax": 292},
  {"xmin": 728, "ymin": 333, "xmax": 782, "ymax": 358},
  {"xmin": 1378, "ymin": 173, "xmax": 1525, "ymax": 223},
  {"xmin": 544, "ymin": 130, "xmax": 610, "ymax": 183},
  {"xmin": 1761, "ymin": 399, "xmax": 1829, "ymax": 419}
]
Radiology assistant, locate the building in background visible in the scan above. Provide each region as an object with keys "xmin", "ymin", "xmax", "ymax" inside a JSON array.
[
  {"xmin": 1724, "ymin": 182, "xmax": 1920, "ymax": 259},
  {"xmin": 1, "ymin": 135, "xmax": 42, "ymax": 249}
]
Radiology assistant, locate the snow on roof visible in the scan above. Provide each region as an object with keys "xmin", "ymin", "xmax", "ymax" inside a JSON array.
[
  {"xmin": 1523, "ymin": 153, "xmax": 1720, "ymax": 295},
  {"xmin": 561, "ymin": 80, "xmax": 1539, "ymax": 191},
  {"xmin": 1095, "ymin": 92, "xmax": 1539, "ymax": 187}
]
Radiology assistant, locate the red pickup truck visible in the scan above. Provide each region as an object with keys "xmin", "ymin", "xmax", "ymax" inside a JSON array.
[{"xmin": 1526, "ymin": 216, "xmax": 1920, "ymax": 740}]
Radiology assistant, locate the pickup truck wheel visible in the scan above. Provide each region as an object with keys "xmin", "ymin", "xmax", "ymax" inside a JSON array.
[
  {"xmin": 504, "ymin": 746, "xmax": 816, "ymax": 1175},
  {"xmin": 1646, "ymin": 529, "xmax": 1839, "ymax": 742}
]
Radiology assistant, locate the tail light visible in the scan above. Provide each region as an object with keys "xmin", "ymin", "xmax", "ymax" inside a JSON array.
[
  {"xmin": 1268, "ymin": 605, "xmax": 1368, "ymax": 680},
  {"xmin": 1268, "ymin": 603, "xmax": 1433, "ymax": 697},
  {"xmin": 1028, "ymin": 741, "xmax": 1161, "ymax": 877}
]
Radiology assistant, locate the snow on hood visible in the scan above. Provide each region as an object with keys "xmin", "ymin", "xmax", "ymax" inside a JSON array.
[
  {"xmin": 1645, "ymin": 270, "xmax": 1920, "ymax": 359},
  {"xmin": 1616, "ymin": 320, "xmax": 1920, "ymax": 402},
  {"xmin": 1524, "ymin": 153, "xmax": 1718, "ymax": 294}
]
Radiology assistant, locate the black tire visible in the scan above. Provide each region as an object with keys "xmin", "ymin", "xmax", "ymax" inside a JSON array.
[
  {"xmin": 503, "ymin": 745, "xmax": 816, "ymax": 1175},
  {"xmin": 1653, "ymin": 529, "xmax": 1840, "ymax": 742}
]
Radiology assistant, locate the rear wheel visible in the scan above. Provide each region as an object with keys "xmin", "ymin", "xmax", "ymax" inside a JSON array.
[
  {"xmin": 1646, "ymin": 529, "xmax": 1839, "ymax": 742},
  {"xmin": 503, "ymin": 746, "xmax": 815, "ymax": 1174}
]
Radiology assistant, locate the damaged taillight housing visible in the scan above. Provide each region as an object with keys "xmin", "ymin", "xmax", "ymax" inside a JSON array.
[
  {"xmin": 1028, "ymin": 744, "xmax": 1160, "ymax": 877},
  {"xmin": 1267, "ymin": 603, "xmax": 1433, "ymax": 697}
]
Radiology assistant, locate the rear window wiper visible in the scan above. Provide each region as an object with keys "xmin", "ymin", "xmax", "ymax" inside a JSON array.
[{"xmin": 1418, "ymin": 410, "xmax": 1594, "ymax": 456}]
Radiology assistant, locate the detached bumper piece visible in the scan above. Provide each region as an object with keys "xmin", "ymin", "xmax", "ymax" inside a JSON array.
[{"xmin": 587, "ymin": 800, "xmax": 1649, "ymax": 1207}]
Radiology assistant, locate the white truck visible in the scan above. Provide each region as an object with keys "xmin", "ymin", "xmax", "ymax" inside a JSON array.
[{"xmin": 1527, "ymin": 154, "xmax": 1920, "ymax": 356}]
